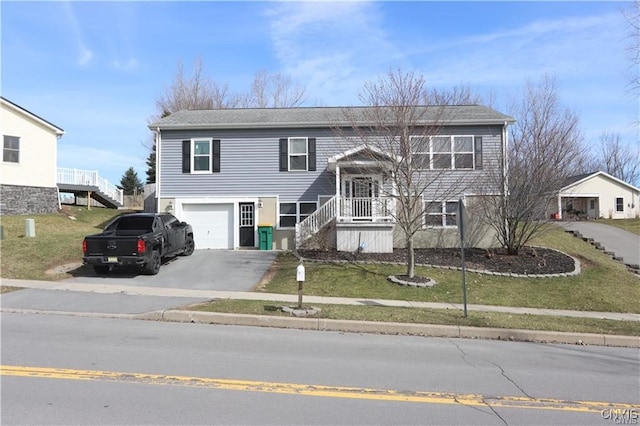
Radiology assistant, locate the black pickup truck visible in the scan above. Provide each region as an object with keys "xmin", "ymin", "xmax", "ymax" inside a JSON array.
[{"xmin": 82, "ymin": 212, "xmax": 194, "ymax": 275}]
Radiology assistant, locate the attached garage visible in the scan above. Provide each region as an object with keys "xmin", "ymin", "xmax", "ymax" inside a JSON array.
[{"xmin": 181, "ymin": 203, "xmax": 234, "ymax": 249}]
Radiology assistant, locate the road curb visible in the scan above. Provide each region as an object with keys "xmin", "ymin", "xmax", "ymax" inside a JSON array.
[
  {"xmin": 3, "ymin": 307, "xmax": 638, "ymax": 348},
  {"xmin": 139, "ymin": 310, "xmax": 640, "ymax": 348}
]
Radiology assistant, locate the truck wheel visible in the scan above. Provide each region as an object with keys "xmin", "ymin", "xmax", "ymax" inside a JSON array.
[
  {"xmin": 181, "ymin": 236, "xmax": 195, "ymax": 256},
  {"xmin": 93, "ymin": 265, "xmax": 111, "ymax": 275},
  {"xmin": 145, "ymin": 250, "xmax": 161, "ymax": 275}
]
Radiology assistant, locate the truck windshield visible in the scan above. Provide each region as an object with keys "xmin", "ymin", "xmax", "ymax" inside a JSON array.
[{"xmin": 110, "ymin": 217, "xmax": 155, "ymax": 234}]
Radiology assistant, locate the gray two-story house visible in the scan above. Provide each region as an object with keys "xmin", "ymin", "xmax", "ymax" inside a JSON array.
[{"xmin": 149, "ymin": 106, "xmax": 514, "ymax": 252}]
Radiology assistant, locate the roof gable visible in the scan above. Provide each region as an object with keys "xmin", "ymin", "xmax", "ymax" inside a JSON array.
[
  {"xmin": 1, "ymin": 97, "xmax": 65, "ymax": 135},
  {"xmin": 561, "ymin": 171, "xmax": 640, "ymax": 193}
]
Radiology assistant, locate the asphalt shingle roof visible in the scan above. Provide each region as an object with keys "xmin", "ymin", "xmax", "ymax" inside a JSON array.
[{"xmin": 149, "ymin": 105, "xmax": 515, "ymax": 130}]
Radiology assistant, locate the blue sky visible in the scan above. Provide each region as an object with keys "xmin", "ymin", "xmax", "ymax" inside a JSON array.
[{"xmin": 2, "ymin": 1, "xmax": 636, "ymax": 186}]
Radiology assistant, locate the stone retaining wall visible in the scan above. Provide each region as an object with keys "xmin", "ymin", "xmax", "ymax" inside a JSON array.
[{"xmin": 0, "ymin": 184, "xmax": 59, "ymax": 215}]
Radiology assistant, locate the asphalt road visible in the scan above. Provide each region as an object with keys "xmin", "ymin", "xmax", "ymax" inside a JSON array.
[{"xmin": 2, "ymin": 313, "xmax": 638, "ymax": 425}]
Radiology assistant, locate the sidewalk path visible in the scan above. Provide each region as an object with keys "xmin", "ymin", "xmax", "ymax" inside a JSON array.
[
  {"xmin": 2, "ymin": 278, "xmax": 638, "ymax": 322},
  {"xmin": 557, "ymin": 221, "xmax": 640, "ymax": 267}
]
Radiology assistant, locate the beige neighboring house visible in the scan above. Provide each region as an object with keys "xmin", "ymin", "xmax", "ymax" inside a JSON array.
[
  {"xmin": 551, "ymin": 171, "xmax": 640, "ymax": 220},
  {"xmin": 0, "ymin": 97, "xmax": 64, "ymax": 215}
]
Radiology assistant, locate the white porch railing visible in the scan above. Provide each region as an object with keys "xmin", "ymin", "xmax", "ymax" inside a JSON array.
[
  {"xmin": 296, "ymin": 195, "xmax": 337, "ymax": 247},
  {"xmin": 57, "ymin": 168, "xmax": 124, "ymax": 205},
  {"xmin": 338, "ymin": 197, "xmax": 395, "ymax": 222},
  {"xmin": 295, "ymin": 196, "xmax": 395, "ymax": 247}
]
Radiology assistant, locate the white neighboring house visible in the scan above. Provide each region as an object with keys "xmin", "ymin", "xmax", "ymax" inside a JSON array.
[
  {"xmin": 0, "ymin": 97, "xmax": 64, "ymax": 215},
  {"xmin": 551, "ymin": 171, "xmax": 640, "ymax": 220}
]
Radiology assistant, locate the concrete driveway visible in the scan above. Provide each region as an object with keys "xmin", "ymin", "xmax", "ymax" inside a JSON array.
[
  {"xmin": 557, "ymin": 221, "xmax": 640, "ymax": 267},
  {"xmin": 63, "ymin": 249, "xmax": 278, "ymax": 292}
]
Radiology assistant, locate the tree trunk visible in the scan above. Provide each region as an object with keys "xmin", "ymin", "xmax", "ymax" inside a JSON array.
[{"xmin": 406, "ymin": 236, "xmax": 415, "ymax": 278}]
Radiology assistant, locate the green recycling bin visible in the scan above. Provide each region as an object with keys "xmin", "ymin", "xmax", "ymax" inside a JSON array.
[{"xmin": 258, "ymin": 225, "xmax": 273, "ymax": 250}]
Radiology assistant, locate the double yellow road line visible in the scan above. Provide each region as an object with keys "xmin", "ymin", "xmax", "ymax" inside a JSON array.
[{"xmin": 2, "ymin": 365, "xmax": 635, "ymax": 413}]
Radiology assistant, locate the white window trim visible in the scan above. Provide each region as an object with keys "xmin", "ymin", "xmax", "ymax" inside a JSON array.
[
  {"xmin": 424, "ymin": 199, "xmax": 459, "ymax": 229},
  {"xmin": 277, "ymin": 200, "xmax": 318, "ymax": 229},
  {"xmin": 288, "ymin": 137, "xmax": 308, "ymax": 172},
  {"xmin": 615, "ymin": 197, "xmax": 624, "ymax": 212},
  {"xmin": 191, "ymin": 138, "xmax": 213, "ymax": 174},
  {"xmin": 411, "ymin": 135, "xmax": 476, "ymax": 170},
  {"xmin": 3, "ymin": 135, "xmax": 20, "ymax": 164}
]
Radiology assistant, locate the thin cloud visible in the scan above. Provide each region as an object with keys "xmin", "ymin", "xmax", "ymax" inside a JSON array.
[
  {"xmin": 62, "ymin": 1, "xmax": 93, "ymax": 67},
  {"xmin": 266, "ymin": 1, "xmax": 400, "ymax": 104}
]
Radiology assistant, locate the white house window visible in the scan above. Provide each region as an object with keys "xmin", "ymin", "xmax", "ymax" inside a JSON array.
[
  {"xmin": 278, "ymin": 201, "xmax": 318, "ymax": 228},
  {"xmin": 615, "ymin": 197, "xmax": 624, "ymax": 212},
  {"xmin": 289, "ymin": 138, "xmax": 308, "ymax": 171},
  {"xmin": 425, "ymin": 200, "xmax": 458, "ymax": 228},
  {"xmin": 3, "ymin": 135, "xmax": 19, "ymax": 163},
  {"xmin": 192, "ymin": 139, "xmax": 212, "ymax": 173},
  {"xmin": 411, "ymin": 135, "xmax": 477, "ymax": 170}
]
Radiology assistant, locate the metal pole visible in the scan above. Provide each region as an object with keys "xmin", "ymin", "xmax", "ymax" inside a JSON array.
[{"xmin": 459, "ymin": 200, "xmax": 468, "ymax": 318}]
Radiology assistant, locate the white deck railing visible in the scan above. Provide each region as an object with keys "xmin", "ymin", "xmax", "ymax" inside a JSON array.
[
  {"xmin": 57, "ymin": 168, "xmax": 124, "ymax": 205},
  {"xmin": 296, "ymin": 196, "xmax": 395, "ymax": 247}
]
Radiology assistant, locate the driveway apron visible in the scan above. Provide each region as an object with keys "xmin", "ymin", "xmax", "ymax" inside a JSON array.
[{"xmin": 0, "ymin": 250, "xmax": 277, "ymax": 315}]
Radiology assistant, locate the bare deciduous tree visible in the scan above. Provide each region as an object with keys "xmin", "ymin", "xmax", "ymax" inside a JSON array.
[
  {"xmin": 336, "ymin": 69, "xmax": 473, "ymax": 278},
  {"xmin": 623, "ymin": 1, "xmax": 640, "ymax": 103},
  {"xmin": 147, "ymin": 59, "xmax": 308, "ymax": 183},
  {"xmin": 154, "ymin": 57, "xmax": 241, "ymax": 118},
  {"xmin": 596, "ymin": 131, "xmax": 640, "ymax": 185},
  {"xmin": 244, "ymin": 70, "xmax": 307, "ymax": 108},
  {"xmin": 479, "ymin": 75, "xmax": 584, "ymax": 255}
]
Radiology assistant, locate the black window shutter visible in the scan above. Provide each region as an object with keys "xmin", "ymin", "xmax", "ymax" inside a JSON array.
[
  {"xmin": 279, "ymin": 138, "xmax": 288, "ymax": 171},
  {"xmin": 474, "ymin": 136, "xmax": 483, "ymax": 169},
  {"xmin": 182, "ymin": 140, "xmax": 191, "ymax": 173},
  {"xmin": 212, "ymin": 139, "xmax": 221, "ymax": 173},
  {"xmin": 308, "ymin": 138, "xmax": 316, "ymax": 171}
]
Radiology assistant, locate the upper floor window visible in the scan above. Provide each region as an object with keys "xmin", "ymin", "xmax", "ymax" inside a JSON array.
[
  {"xmin": 3, "ymin": 135, "xmax": 19, "ymax": 163},
  {"xmin": 279, "ymin": 137, "xmax": 316, "ymax": 172},
  {"xmin": 411, "ymin": 135, "xmax": 482, "ymax": 170},
  {"xmin": 182, "ymin": 139, "xmax": 220, "ymax": 174}
]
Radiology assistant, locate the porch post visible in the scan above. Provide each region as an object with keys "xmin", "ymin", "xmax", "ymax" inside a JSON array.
[
  {"xmin": 335, "ymin": 165, "xmax": 340, "ymax": 196},
  {"xmin": 557, "ymin": 194, "xmax": 562, "ymax": 220}
]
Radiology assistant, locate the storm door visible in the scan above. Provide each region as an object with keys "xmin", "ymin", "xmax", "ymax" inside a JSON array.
[{"xmin": 239, "ymin": 203, "xmax": 255, "ymax": 247}]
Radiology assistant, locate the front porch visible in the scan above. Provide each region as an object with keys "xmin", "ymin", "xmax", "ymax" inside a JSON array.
[{"xmin": 296, "ymin": 145, "xmax": 396, "ymax": 252}]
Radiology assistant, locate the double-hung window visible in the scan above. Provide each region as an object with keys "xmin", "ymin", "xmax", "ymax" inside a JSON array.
[
  {"xmin": 279, "ymin": 137, "xmax": 316, "ymax": 172},
  {"xmin": 411, "ymin": 135, "xmax": 481, "ymax": 170},
  {"xmin": 615, "ymin": 197, "xmax": 624, "ymax": 212},
  {"xmin": 278, "ymin": 201, "xmax": 318, "ymax": 228},
  {"xmin": 193, "ymin": 139, "xmax": 212, "ymax": 172},
  {"xmin": 3, "ymin": 135, "xmax": 19, "ymax": 163},
  {"xmin": 424, "ymin": 200, "xmax": 458, "ymax": 228},
  {"xmin": 182, "ymin": 139, "xmax": 221, "ymax": 173}
]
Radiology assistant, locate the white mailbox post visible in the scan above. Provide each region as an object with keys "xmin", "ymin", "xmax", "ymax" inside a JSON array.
[{"xmin": 296, "ymin": 261, "xmax": 306, "ymax": 309}]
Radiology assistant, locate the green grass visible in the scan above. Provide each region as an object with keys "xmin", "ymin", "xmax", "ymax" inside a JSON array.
[
  {"xmin": 595, "ymin": 218, "xmax": 640, "ymax": 235},
  {"xmin": 254, "ymin": 226, "xmax": 639, "ymax": 313},
  {"xmin": 0, "ymin": 206, "xmax": 128, "ymax": 280},
  {"xmin": 2, "ymin": 210, "xmax": 638, "ymax": 335},
  {"xmin": 189, "ymin": 299, "xmax": 640, "ymax": 336}
]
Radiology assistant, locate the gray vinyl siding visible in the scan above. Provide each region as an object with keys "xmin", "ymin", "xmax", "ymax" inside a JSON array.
[{"xmin": 158, "ymin": 124, "xmax": 505, "ymax": 202}]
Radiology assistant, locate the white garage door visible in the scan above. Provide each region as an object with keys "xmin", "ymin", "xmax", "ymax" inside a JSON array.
[{"xmin": 182, "ymin": 204, "xmax": 234, "ymax": 249}]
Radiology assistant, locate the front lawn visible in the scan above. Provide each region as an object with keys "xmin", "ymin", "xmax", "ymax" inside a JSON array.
[{"xmin": 254, "ymin": 226, "xmax": 639, "ymax": 313}]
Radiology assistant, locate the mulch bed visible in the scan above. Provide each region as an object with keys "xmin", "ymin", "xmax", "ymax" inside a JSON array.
[{"xmin": 298, "ymin": 247, "xmax": 576, "ymax": 275}]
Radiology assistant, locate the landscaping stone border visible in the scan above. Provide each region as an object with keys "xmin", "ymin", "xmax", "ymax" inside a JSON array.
[
  {"xmin": 563, "ymin": 229, "xmax": 640, "ymax": 276},
  {"xmin": 294, "ymin": 247, "xmax": 581, "ymax": 278}
]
